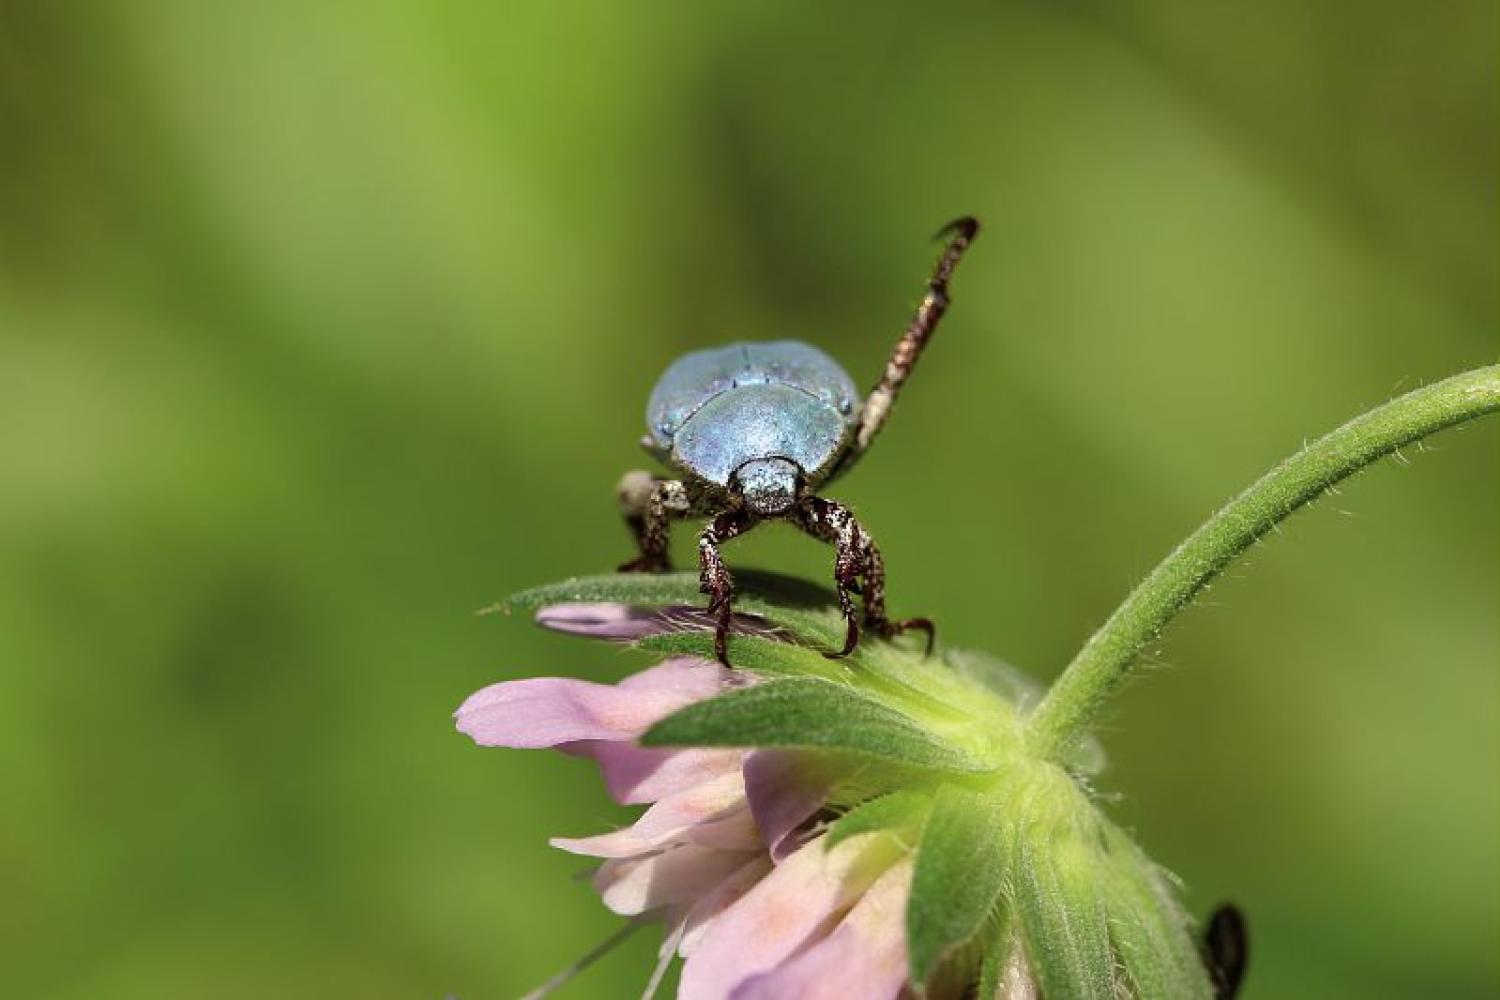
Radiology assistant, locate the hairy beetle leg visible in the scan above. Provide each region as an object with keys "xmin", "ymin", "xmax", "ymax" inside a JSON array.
[
  {"xmin": 709, "ymin": 593, "xmax": 734, "ymax": 666},
  {"xmin": 617, "ymin": 472, "xmax": 693, "ymax": 574},
  {"xmin": 792, "ymin": 496, "xmax": 931, "ymax": 659},
  {"xmin": 698, "ymin": 508, "xmax": 752, "ymax": 666}
]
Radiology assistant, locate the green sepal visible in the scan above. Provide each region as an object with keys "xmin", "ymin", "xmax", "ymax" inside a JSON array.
[
  {"xmin": 1013, "ymin": 833, "xmax": 1117, "ymax": 1000},
  {"xmin": 905, "ymin": 784, "xmax": 1011, "ymax": 986},
  {"xmin": 1100, "ymin": 825, "xmax": 1215, "ymax": 999},
  {"xmin": 641, "ymin": 678, "xmax": 984, "ymax": 772},
  {"xmin": 977, "ymin": 941, "xmax": 1003, "ymax": 1000},
  {"xmin": 823, "ymin": 790, "xmax": 931, "ymax": 852},
  {"xmin": 976, "ymin": 914, "xmax": 1027, "ymax": 1000},
  {"xmin": 946, "ymin": 649, "xmax": 1106, "ymax": 777}
]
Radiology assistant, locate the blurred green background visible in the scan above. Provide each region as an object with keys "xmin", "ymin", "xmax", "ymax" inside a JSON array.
[{"xmin": 1, "ymin": 2, "xmax": 1495, "ymax": 997}]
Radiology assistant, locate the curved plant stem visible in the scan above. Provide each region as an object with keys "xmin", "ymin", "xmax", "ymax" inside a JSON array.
[{"xmin": 1026, "ymin": 364, "xmax": 1500, "ymax": 759}]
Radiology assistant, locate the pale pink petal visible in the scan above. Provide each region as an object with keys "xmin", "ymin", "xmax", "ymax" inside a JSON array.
[
  {"xmin": 678, "ymin": 834, "xmax": 900, "ymax": 1000},
  {"xmin": 577, "ymin": 741, "xmax": 744, "ymax": 805},
  {"xmin": 732, "ymin": 856, "xmax": 914, "ymax": 1000},
  {"xmin": 743, "ymin": 750, "xmax": 838, "ymax": 862},
  {"xmin": 678, "ymin": 855, "xmax": 776, "ymax": 957},
  {"xmin": 551, "ymin": 772, "xmax": 750, "ymax": 859},
  {"xmin": 616, "ymin": 657, "xmax": 734, "ymax": 698},
  {"xmin": 536, "ymin": 602, "xmax": 672, "ymax": 641},
  {"xmin": 455, "ymin": 677, "xmax": 671, "ymax": 747},
  {"xmin": 538, "ymin": 602, "xmax": 793, "ymax": 644},
  {"xmin": 594, "ymin": 843, "xmax": 762, "ymax": 916},
  {"xmin": 685, "ymin": 805, "xmax": 762, "ymax": 852},
  {"xmin": 454, "ymin": 658, "xmax": 723, "ymax": 748}
]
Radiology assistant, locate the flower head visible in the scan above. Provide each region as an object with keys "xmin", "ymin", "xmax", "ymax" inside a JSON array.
[{"xmin": 459, "ymin": 575, "xmax": 1224, "ymax": 998}]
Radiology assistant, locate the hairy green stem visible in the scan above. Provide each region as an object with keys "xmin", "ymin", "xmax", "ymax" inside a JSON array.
[{"xmin": 1026, "ymin": 364, "xmax": 1500, "ymax": 759}]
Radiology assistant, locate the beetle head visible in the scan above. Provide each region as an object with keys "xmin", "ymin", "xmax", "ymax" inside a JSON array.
[{"xmin": 730, "ymin": 457, "xmax": 803, "ymax": 516}]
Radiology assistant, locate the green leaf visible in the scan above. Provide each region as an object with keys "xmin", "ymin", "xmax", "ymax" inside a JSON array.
[
  {"xmin": 1099, "ymin": 825, "xmax": 1214, "ymax": 999},
  {"xmin": 635, "ymin": 630, "xmax": 834, "ymax": 678},
  {"xmin": 1013, "ymin": 834, "xmax": 1116, "ymax": 1000},
  {"xmin": 641, "ymin": 678, "xmax": 984, "ymax": 772},
  {"xmin": 496, "ymin": 572, "xmax": 706, "ymax": 613},
  {"xmin": 824, "ymin": 790, "xmax": 931, "ymax": 851},
  {"xmin": 905, "ymin": 784, "xmax": 1011, "ymax": 986}
]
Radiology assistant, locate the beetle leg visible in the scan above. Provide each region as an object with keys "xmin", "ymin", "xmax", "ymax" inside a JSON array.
[
  {"xmin": 697, "ymin": 507, "xmax": 754, "ymax": 665},
  {"xmin": 617, "ymin": 472, "xmax": 691, "ymax": 572},
  {"xmin": 858, "ymin": 533, "xmax": 936, "ymax": 656},
  {"xmin": 853, "ymin": 216, "xmax": 980, "ymax": 455},
  {"xmin": 792, "ymin": 497, "xmax": 935, "ymax": 658}
]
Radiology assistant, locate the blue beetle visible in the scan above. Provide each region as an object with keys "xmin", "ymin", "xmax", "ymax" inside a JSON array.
[{"xmin": 618, "ymin": 217, "xmax": 980, "ymax": 663}]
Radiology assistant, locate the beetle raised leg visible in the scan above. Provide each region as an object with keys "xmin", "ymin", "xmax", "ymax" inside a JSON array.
[
  {"xmin": 791, "ymin": 496, "xmax": 934, "ymax": 658},
  {"xmin": 697, "ymin": 507, "xmax": 754, "ymax": 665},
  {"xmin": 617, "ymin": 472, "xmax": 692, "ymax": 572},
  {"xmin": 852, "ymin": 216, "xmax": 980, "ymax": 457}
]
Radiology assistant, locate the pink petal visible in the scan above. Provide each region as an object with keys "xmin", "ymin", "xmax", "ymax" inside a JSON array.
[
  {"xmin": 454, "ymin": 657, "xmax": 724, "ymax": 748},
  {"xmin": 576, "ymin": 741, "xmax": 745, "ymax": 805},
  {"xmin": 594, "ymin": 843, "xmax": 762, "ymax": 917},
  {"xmin": 677, "ymin": 855, "xmax": 776, "ymax": 957},
  {"xmin": 678, "ymin": 834, "xmax": 900, "ymax": 1000},
  {"xmin": 685, "ymin": 805, "xmax": 762, "ymax": 852},
  {"xmin": 742, "ymin": 750, "xmax": 838, "ymax": 862},
  {"xmin": 731, "ymin": 856, "xmax": 914, "ymax": 1000},
  {"xmin": 551, "ymin": 772, "xmax": 751, "ymax": 859}
]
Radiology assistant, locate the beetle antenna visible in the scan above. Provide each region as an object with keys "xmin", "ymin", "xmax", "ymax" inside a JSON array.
[{"xmin": 854, "ymin": 216, "xmax": 980, "ymax": 452}]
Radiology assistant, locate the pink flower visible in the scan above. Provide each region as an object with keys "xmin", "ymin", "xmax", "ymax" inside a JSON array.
[
  {"xmin": 459, "ymin": 585, "xmax": 1225, "ymax": 999},
  {"xmin": 455, "ymin": 603, "xmax": 915, "ymax": 999}
]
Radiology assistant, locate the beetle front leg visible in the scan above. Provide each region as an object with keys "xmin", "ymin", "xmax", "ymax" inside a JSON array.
[
  {"xmin": 698, "ymin": 508, "xmax": 753, "ymax": 665},
  {"xmin": 617, "ymin": 472, "xmax": 691, "ymax": 572},
  {"xmin": 793, "ymin": 497, "xmax": 934, "ymax": 658}
]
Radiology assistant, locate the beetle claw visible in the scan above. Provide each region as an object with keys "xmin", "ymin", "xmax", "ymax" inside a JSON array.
[
  {"xmin": 707, "ymin": 588, "xmax": 735, "ymax": 665},
  {"xmin": 713, "ymin": 616, "xmax": 732, "ymax": 666},
  {"xmin": 933, "ymin": 215, "xmax": 980, "ymax": 243},
  {"xmin": 823, "ymin": 613, "xmax": 860, "ymax": 659},
  {"xmin": 865, "ymin": 615, "xmax": 937, "ymax": 657},
  {"xmin": 897, "ymin": 617, "xmax": 936, "ymax": 657}
]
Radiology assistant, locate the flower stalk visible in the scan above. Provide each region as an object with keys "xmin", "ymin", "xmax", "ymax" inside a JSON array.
[{"xmin": 1026, "ymin": 364, "xmax": 1500, "ymax": 759}]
